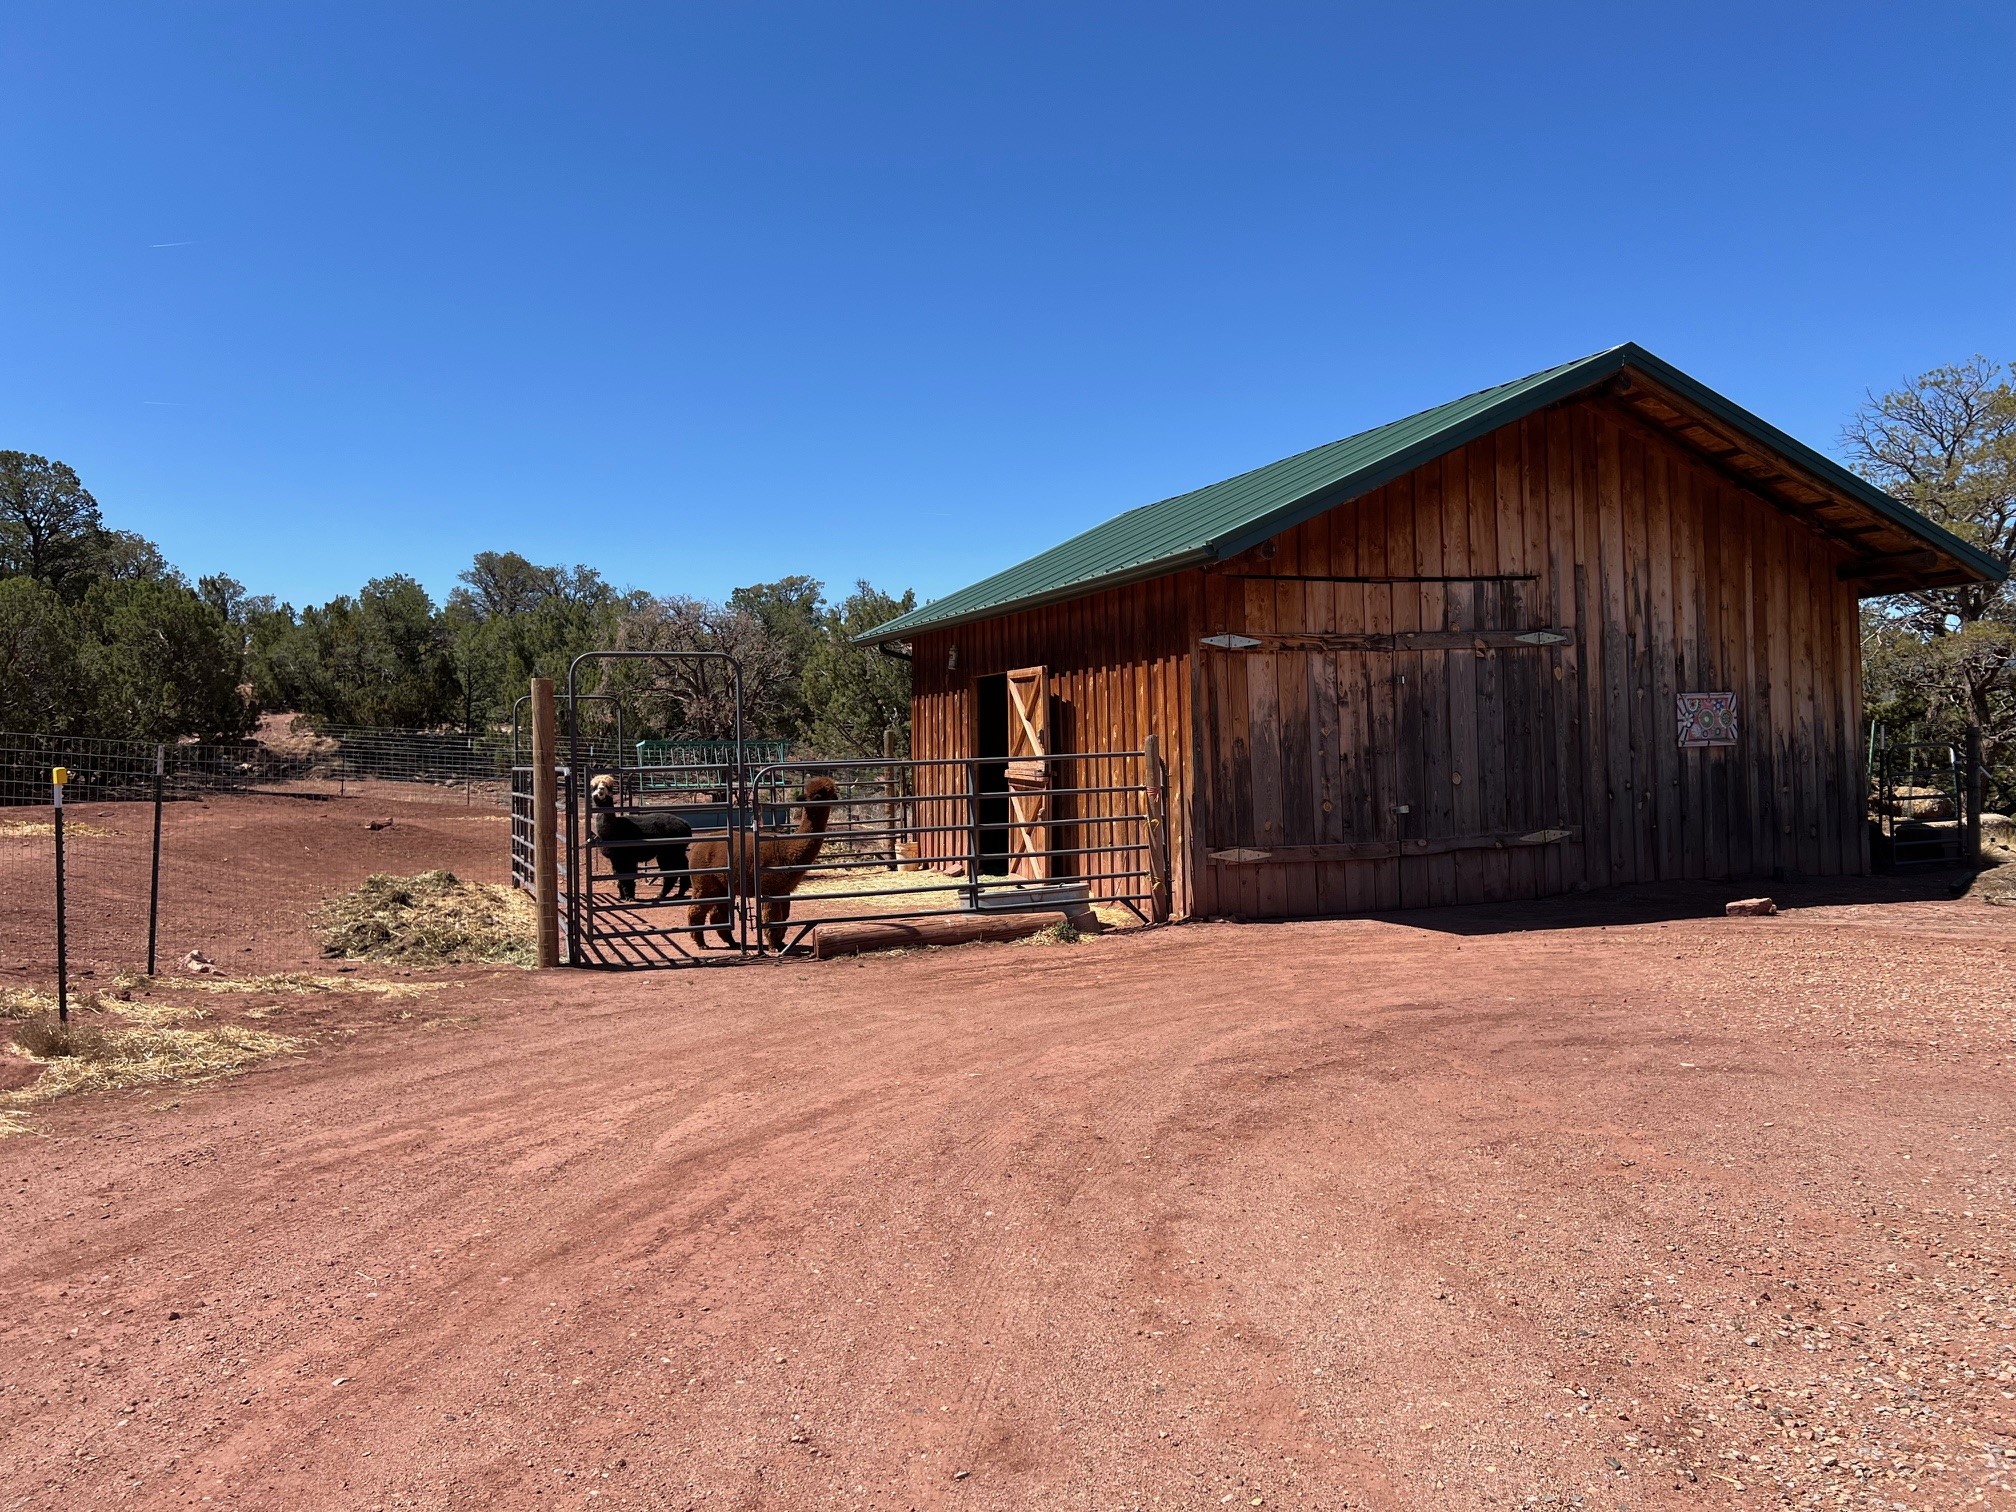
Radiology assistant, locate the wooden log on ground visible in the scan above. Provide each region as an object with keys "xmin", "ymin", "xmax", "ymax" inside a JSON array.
[{"xmin": 813, "ymin": 910, "xmax": 1077, "ymax": 960}]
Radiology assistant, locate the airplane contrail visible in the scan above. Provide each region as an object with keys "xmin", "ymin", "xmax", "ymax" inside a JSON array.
[{"xmin": 149, "ymin": 240, "xmax": 199, "ymax": 248}]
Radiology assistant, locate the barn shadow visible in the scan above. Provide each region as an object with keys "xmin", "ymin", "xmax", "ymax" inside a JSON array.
[{"xmin": 1348, "ymin": 868, "xmax": 1977, "ymax": 937}]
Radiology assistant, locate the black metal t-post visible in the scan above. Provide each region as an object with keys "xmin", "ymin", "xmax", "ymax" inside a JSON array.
[
  {"xmin": 148, "ymin": 744, "xmax": 165, "ymax": 975},
  {"xmin": 52, "ymin": 766, "xmax": 69, "ymax": 1023},
  {"xmin": 1965, "ymin": 725, "xmax": 1985, "ymax": 866}
]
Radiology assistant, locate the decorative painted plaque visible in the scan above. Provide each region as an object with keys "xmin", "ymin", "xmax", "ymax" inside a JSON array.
[{"xmin": 1676, "ymin": 691, "xmax": 1739, "ymax": 748}]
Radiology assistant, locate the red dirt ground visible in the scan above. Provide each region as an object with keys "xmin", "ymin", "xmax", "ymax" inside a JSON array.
[{"xmin": 2, "ymin": 876, "xmax": 2012, "ymax": 1510}]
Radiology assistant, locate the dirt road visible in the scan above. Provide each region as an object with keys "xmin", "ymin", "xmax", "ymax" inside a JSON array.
[{"xmin": 2, "ymin": 882, "xmax": 2011, "ymax": 1509}]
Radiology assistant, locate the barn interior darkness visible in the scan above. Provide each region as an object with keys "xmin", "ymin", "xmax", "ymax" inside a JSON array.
[{"xmin": 974, "ymin": 672, "xmax": 1010, "ymax": 874}]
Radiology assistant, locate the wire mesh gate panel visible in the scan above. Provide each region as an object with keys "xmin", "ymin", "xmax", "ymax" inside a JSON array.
[
  {"xmin": 551, "ymin": 650, "xmax": 756, "ymax": 966},
  {"xmin": 1868, "ymin": 732, "xmax": 1966, "ymax": 870},
  {"xmin": 0, "ymin": 735, "xmax": 164, "ymax": 982}
]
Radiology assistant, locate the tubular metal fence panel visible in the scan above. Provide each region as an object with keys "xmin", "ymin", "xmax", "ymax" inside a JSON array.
[
  {"xmin": 536, "ymin": 748, "xmax": 1160, "ymax": 967},
  {"xmin": 562, "ymin": 756, "xmax": 756, "ymax": 968},
  {"xmin": 748, "ymin": 754, "xmax": 1156, "ymax": 957}
]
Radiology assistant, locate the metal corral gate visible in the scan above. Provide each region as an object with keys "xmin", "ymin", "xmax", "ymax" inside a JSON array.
[{"xmin": 510, "ymin": 655, "xmax": 1169, "ymax": 967}]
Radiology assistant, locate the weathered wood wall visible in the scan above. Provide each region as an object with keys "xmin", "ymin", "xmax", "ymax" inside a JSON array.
[{"xmin": 909, "ymin": 395, "xmax": 1868, "ymax": 919}]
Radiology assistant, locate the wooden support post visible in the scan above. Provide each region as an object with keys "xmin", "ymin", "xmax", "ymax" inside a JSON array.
[
  {"xmin": 1144, "ymin": 733, "xmax": 1171, "ymax": 923},
  {"xmin": 530, "ymin": 677, "xmax": 561, "ymax": 968}
]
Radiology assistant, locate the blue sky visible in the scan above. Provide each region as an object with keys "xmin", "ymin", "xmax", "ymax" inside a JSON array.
[{"xmin": 3, "ymin": 3, "xmax": 2012, "ymax": 613}]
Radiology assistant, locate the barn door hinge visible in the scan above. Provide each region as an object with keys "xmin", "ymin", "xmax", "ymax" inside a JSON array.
[
  {"xmin": 1514, "ymin": 629, "xmax": 1571, "ymax": 645},
  {"xmin": 1200, "ymin": 633, "xmax": 1263, "ymax": 650}
]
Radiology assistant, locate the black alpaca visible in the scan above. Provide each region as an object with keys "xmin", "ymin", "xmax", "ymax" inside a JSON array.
[{"xmin": 588, "ymin": 773, "xmax": 693, "ymax": 901}]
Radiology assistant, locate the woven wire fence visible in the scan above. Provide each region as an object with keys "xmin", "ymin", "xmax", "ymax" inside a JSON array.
[
  {"xmin": 0, "ymin": 727, "xmax": 521, "ymax": 810},
  {"xmin": 0, "ymin": 737, "xmax": 168, "ymax": 993},
  {"xmin": 0, "ymin": 727, "xmax": 543, "ymax": 991}
]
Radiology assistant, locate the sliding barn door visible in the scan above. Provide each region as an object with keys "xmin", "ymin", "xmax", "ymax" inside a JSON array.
[
  {"xmin": 1199, "ymin": 580, "xmax": 1578, "ymax": 912},
  {"xmin": 1004, "ymin": 666, "xmax": 1051, "ymax": 879},
  {"xmin": 1199, "ymin": 626, "xmax": 1399, "ymax": 880},
  {"xmin": 1390, "ymin": 581, "xmax": 1575, "ymax": 906}
]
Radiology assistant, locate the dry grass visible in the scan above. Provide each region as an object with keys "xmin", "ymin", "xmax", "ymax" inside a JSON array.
[
  {"xmin": 0, "ymin": 819, "xmax": 116, "ymax": 839},
  {"xmin": 313, "ymin": 870, "xmax": 536, "ymax": 967},
  {"xmin": 12, "ymin": 1015, "xmax": 108, "ymax": 1059}
]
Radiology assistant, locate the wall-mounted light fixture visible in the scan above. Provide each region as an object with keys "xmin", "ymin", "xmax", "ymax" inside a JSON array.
[{"xmin": 946, "ymin": 644, "xmax": 959, "ymax": 671}]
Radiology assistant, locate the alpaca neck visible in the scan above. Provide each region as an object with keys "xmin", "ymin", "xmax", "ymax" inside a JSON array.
[
  {"xmin": 758, "ymin": 799, "xmax": 834, "ymax": 872},
  {"xmin": 781, "ymin": 804, "xmax": 833, "ymax": 866}
]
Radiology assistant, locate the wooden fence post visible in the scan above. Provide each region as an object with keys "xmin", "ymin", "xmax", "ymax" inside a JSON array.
[
  {"xmin": 530, "ymin": 677, "xmax": 561, "ymax": 968},
  {"xmin": 1144, "ymin": 733, "xmax": 1171, "ymax": 923}
]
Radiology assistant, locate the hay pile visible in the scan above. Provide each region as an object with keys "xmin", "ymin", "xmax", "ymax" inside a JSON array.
[
  {"xmin": 1018, "ymin": 920, "xmax": 1084, "ymax": 946},
  {"xmin": 312, "ymin": 870, "xmax": 535, "ymax": 966}
]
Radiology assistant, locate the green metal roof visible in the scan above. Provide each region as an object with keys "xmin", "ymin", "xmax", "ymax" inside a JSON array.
[{"xmin": 860, "ymin": 343, "xmax": 2004, "ymax": 643}]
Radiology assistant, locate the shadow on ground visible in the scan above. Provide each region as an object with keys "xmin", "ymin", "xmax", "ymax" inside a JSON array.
[{"xmin": 1257, "ymin": 866, "xmax": 1984, "ymax": 937}]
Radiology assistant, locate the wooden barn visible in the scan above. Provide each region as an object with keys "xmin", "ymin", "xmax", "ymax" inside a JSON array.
[{"xmin": 860, "ymin": 344, "xmax": 2003, "ymax": 920}]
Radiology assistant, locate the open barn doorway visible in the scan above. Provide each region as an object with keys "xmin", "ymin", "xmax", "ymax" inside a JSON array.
[
  {"xmin": 975, "ymin": 673, "xmax": 1010, "ymax": 875},
  {"xmin": 974, "ymin": 666, "xmax": 1056, "ymax": 879}
]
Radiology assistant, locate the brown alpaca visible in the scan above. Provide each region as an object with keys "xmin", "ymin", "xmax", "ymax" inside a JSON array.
[{"xmin": 686, "ymin": 776, "xmax": 839, "ymax": 951}]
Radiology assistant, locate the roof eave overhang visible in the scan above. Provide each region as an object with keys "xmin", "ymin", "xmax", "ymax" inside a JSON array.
[{"xmin": 1609, "ymin": 347, "xmax": 2004, "ymax": 592}]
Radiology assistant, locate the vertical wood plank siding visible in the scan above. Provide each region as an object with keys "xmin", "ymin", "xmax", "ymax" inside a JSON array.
[{"xmin": 907, "ymin": 396, "xmax": 1867, "ymax": 920}]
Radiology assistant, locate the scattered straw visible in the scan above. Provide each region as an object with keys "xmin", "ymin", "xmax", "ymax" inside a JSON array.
[
  {"xmin": 312, "ymin": 870, "xmax": 535, "ymax": 967},
  {"xmin": 0, "ymin": 819, "xmax": 116, "ymax": 839},
  {"xmin": 793, "ymin": 870, "xmax": 971, "ymax": 911},
  {"xmin": 114, "ymin": 970, "xmax": 442, "ymax": 1000},
  {"xmin": 0, "ymin": 1109, "xmax": 34, "ymax": 1138},
  {"xmin": 5, "ymin": 1017, "xmax": 298, "ymax": 1107},
  {"xmin": 1, "ymin": 986, "xmax": 66, "ymax": 1020},
  {"xmin": 107, "ymin": 999, "xmax": 209, "ymax": 1028}
]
